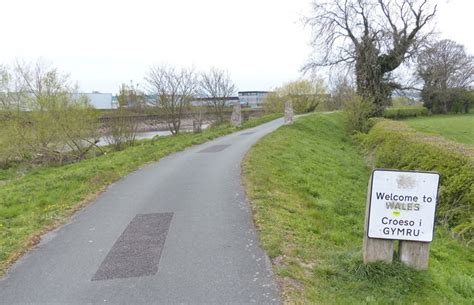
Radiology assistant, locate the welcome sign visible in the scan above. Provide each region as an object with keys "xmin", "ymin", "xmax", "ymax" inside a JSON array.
[{"xmin": 367, "ymin": 169, "xmax": 440, "ymax": 242}]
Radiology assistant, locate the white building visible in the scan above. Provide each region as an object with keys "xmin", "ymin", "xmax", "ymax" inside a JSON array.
[
  {"xmin": 238, "ymin": 91, "xmax": 269, "ymax": 108},
  {"xmin": 78, "ymin": 91, "xmax": 271, "ymax": 109},
  {"xmin": 191, "ymin": 96, "xmax": 240, "ymax": 107},
  {"xmin": 79, "ymin": 92, "xmax": 115, "ymax": 109}
]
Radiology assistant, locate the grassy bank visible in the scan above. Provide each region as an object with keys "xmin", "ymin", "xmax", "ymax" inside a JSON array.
[
  {"xmin": 404, "ymin": 113, "xmax": 474, "ymax": 144},
  {"xmin": 243, "ymin": 113, "xmax": 473, "ymax": 304},
  {"xmin": 0, "ymin": 113, "xmax": 281, "ymax": 276}
]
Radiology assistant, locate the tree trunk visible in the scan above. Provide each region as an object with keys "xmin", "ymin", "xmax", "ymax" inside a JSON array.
[{"xmin": 354, "ymin": 41, "xmax": 392, "ymax": 117}]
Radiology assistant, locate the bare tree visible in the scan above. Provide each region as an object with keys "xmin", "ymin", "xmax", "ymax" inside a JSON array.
[
  {"xmin": 305, "ymin": 0, "xmax": 437, "ymax": 115},
  {"xmin": 330, "ymin": 77, "xmax": 356, "ymax": 111},
  {"xmin": 418, "ymin": 40, "xmax": 473, "ymax": 88},
  {"xmin": 104, "ymin": 108, "xmax": 139, "ymax": 150},
  {"xmin": 145, "ymin": 65, "xmax": 197, "ymax": 135},
  {"xmin": 417, "ymin": 39, "xmax": 474, "ymax": 113},
  {"xmin": 104, "ymin": 83, "xmax": 144, "ymax": 150},
  {"xmin": 199, "ymin": 68, "xmax": 236, "ymax": 124}
]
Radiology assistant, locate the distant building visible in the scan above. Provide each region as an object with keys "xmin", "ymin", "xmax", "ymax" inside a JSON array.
[
  {"xmin": 191, "ymin": 96, "xmax": 240, "ymax": 107},
  {"xmin": 238, "ymin": 91, "xmax": 270, "ymax": 108},
  {"xmin": 82, "ymin": 91, "xmax": 271, "ymax": 109},
  {"xmin": 79, "ymin": 92, "xmax": 115, "ymax": 109},
  {"xmin": 1, "ymin": 92, "xmax": 116, "ymax": 110}
]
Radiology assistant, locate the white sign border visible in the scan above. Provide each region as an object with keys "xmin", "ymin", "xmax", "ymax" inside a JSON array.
[{"xmin": 367, "ymin": 168, "xmax": 441, "ymax": 242}]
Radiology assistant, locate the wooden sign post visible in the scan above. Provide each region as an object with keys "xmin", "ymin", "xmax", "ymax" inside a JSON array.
[
  {"xmin": 363, "ymin": 177, "xmax": 393, "ymax": 263},
  {"xmin": 363, "ymin": 169, "xmax": 440, "ymax": 270}
]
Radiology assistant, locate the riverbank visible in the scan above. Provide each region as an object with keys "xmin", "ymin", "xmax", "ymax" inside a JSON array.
[{"xmin": 0, "ymin": 113, "xmax": 282, "ymax": 276}]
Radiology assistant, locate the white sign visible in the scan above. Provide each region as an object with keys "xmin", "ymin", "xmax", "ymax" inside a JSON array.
[{"xmin": 367, "ymin": 169, "xmax": 440, "ymax": 242}]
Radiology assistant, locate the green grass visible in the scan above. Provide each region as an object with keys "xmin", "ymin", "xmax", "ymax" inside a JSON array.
[
  {"xmin": 0, "ymin": 113, "xmax": 281, "ymax": 275},
  {"xmin": 404, "ymin": 113, "xmax": 474, "ymax": 144},
  {"xmin": 242, "ymin": 113, "xmax": 473, "ymax": 304}
]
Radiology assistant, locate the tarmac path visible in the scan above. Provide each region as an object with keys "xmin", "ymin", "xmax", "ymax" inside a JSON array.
[{"xmin": 0, "ymin": 118, "xmax": 283, "ymax": 304}]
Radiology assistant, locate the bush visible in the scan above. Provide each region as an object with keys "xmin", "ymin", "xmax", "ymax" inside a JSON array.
[
  {"xmin": 382, "ymin": 106, "xmax": 429, "ymax": 119},
  {"xmin": 358, "ymin": 120, "xmax": 474, "ymax": 241},
  {"xmin": 0, "ymin": 61, "xmax": 100, "ymax": 166},
  {"xmin": 344, "ymin": 95, "xmax": 374, "ymax": 133},
  {"xmin": 104, "ymin": 108, "xmax": 139, "ymax": 151},
  {"xmin": 422, "ymin": 88, "xmax": 473, "ymax": 114}
]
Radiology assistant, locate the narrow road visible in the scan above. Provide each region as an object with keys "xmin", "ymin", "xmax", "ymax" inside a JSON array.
[{"xmin": 0, "ymin": 118, "xmax": 283, "ymax": 304}]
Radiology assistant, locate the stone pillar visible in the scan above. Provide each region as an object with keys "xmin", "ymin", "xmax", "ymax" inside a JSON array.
[
  {"xmin": 284, "ymin": 100, "xmax": 294, "ymax": 125},
  {"xmin": 231, "ymin": 102, "xmax": 242, "ymax": 127},
  {"xmin": 193, "ymin": 120, "xmax": 202, "ymax": 133}
]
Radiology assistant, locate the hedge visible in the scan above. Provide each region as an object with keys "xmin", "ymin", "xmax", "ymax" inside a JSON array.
[
  {"xmin": 358, "ymin": 120, "xmax": 474, "ymax": 241},
  {"xmin": 382, "ymin": 106, "xmax": 428, "ymax": 119}
]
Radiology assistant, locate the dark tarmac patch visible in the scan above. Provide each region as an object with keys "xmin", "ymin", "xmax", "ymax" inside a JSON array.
[
  {"xmin": 240, "ymin": 132, "xmax": 255, "ymax": 136},
  {"xmin": 92, "ymin": 213, "xmax": 173, "ymax": 281},
  {"xmin": 198, "ymin": 145, "xmax": 231, "ymax": 153}
]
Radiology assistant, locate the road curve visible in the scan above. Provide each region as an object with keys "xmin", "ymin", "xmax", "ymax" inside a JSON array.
[{"xmin": 0, "ymin": 118, "xmax": 283, "ymax": 304}]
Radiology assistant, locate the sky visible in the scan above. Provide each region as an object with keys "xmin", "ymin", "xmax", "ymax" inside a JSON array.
[{"xmin": 1, "ymin": 0, "xmax": 473, "ymax": 94}]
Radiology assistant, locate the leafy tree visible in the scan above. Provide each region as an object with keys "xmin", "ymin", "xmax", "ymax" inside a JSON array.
[
  {"xmin": 305, "ymin": 0, "xmax": 437, "ymax": 116},
  {"xmin": 263, "ymin": 79, "xmax": 326, "ymax": 114}
]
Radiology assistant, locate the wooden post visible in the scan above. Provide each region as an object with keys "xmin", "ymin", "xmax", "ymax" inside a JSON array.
[
  {"xmin": 363, "ymin": 174, "xmax": 393, "ymax": 263},
  {"xmin": 399, "ymin": 240, "xmax": 430, "ymax": 270}
]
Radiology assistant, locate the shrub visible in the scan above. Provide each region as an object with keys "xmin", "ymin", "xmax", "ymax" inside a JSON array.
[
  {"xmin": 344, "ymin": 95, "xmax": 374, "ymax": 133},
  {"xmin": 359, "ymin": 120, "xmax": 474, "ymax": 241},
  {"xmin": 0, "ymin": 62, "xmax": 100, "ymax": 165},
  {"xmin": 382, "ymin": 106, "xmax": 428, "ymax": 119}
]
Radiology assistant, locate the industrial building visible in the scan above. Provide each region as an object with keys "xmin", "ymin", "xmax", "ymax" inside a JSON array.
[
  {"xmin": 238, "ymin": 91, "xmax": 269, "ymax": 108},
  {"xmin": 83, "ymin": 91, "xmax": 271, "ymax": 109}
]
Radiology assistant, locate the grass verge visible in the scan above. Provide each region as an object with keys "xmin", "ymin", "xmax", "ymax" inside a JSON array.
[
  {"xmin": 403, "ymin": 113, "xmax": 474, "ymax": 144},
  {"xmin": 242, "ymin": 112, "xmax": 473, "ymax": 304},
  {"xmin": 0, "ymin": 113, "xmax": 281, "ymax": 276}
]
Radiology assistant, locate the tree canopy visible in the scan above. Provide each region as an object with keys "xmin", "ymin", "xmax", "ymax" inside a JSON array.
[
  {"xmin": 263, "ymin": 79, "xmax": 326, "ymax": 114},
  {"xmin": 305, "ymin": 0, "xmax": 437, "ymax": 115}
]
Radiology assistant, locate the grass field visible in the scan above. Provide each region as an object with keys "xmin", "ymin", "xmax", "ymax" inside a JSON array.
[
  {"xmin": 0, "ymin": 113, "xmax": 281, "ymax": 276},
  {"xmin": 243, "ymin": 113, "xmax": 473, "ymax": 304},
  {"xmin": 404, "ymin": 113, "xmax": 474, "ymax": 144}
]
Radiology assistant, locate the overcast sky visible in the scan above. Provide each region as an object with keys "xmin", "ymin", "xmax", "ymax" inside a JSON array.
[{"xmin": 1, "ymin": 0, "xmax": 472, "ymax": 93}]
